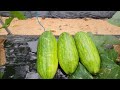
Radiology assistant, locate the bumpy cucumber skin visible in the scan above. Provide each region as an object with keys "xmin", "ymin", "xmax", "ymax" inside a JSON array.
[
  {"xmin": 74, "ymin": 32, "xmax": 100, "ymax": 74},
  {"xmin": 37, "ymin": 31, "xmax": 58, "ymax": 79},
  {"xmin": 58, "ymin": 32, "xmax": 79, "ymax": 74}
]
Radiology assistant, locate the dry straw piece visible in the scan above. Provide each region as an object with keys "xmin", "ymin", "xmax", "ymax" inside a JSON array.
[{"xmin": 0, "ymin": 37, "xmax": 6, "ymax": 66}]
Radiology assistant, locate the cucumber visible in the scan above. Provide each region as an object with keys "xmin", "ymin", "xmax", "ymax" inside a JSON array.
[
  {"xmin": 74, "ymin": 32, "xmax": 100, "ymax": 74},
  {"xmin": 58, "ymin": 32, "xmax": 79, "ymax": 74},
  {"xmin": 37, "ymin": 31, "xmax": 58, "ymax": 79}
]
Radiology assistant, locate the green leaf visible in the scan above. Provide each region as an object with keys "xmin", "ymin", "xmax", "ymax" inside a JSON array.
[
  {"xmin": 10, "ymin": 11, "xmax": 26, "ymax": 20},
  {"xmin": 104, "ymin": 49, "xmax": 118, "ymax": 62},
  {"xmin": 96, "ymin": 49, "xmax": 120, "ymax": 79},
  {"xmin": 0, "ymin": 11, "xmax": 26, "ymax": 29},
  {"xmin": 69, "ymin": 63, "xmax": 93, "ymax": 79},
  {"xmin": 87, "ymin": 32, "xmax": 120, "ymax": 54},
  {"xmin": 100, "ymin": 50, "xmax": 118, "ymax": 67},
  {"xmin": 0, "ymin": 72, "xmax": 4, "ymax": 79},
  {"xmin": 97, "ymin": 67, "xmax": 120, "ymax": 79},
  {"xmin": 0, "ymin": 17, "xmax": 14, "ymax": 29},
  {"xmin": 87, "ymin": 32, "xmax": 120, "ymax": 46},
  {"xmin": 108, "ymin": 11, "xmax": 120, "ymax": 27}
]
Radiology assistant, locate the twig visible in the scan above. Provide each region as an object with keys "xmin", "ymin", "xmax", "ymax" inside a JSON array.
[
  {"xmin": 0, "ymin": 16, "xmax": 12, "ymax": 35},
  {"xmin": 36, "ymin": 16, "xmax": 46, "ymax": 31},
  {"xmin": 28, "ymin": 11, "xmax": 46, "ymax": 31}
]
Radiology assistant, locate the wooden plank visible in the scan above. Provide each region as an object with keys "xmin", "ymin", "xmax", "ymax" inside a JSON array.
[{"xmin": 0, "ymin": 17, "xmax": 120, "ymax": 36}]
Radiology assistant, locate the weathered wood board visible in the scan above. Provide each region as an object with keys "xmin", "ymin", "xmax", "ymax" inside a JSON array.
[{"xmin": 0, "ymin": 17, "xmax": 120, "ymax": 36}]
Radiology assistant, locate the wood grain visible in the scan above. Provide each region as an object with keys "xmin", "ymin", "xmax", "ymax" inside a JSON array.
[{"xmin": 0, "ymin": 17, "xmax": 120, "ymax": 36}]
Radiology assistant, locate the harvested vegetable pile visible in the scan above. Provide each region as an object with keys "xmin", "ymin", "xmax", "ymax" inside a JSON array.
[{"xmin": 37, "ymin": 31, "xmax": 120, "ymax": 79}]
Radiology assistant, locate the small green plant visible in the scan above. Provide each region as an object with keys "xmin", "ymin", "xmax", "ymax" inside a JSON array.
[
  {"xmin": 0, "ymin": 11, "xmax": 26, "ymax": 34},
  {"xmin": 0, "ymin": 11, "xmax": 26, "ymax": 29}
]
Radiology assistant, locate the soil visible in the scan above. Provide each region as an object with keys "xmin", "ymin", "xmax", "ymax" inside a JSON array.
[{"xmin": 0, "ymin": 17, "xmax": 120, "ymax": 36}]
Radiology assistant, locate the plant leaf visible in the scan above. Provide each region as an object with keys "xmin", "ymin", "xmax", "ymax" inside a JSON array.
[
  {"xmin": 97, "ymin": 67, "xmax": 120, "ymax": 79},
  {"xmin": 108, "ymin": 11, "xmax": 120, "ymax": 27},
  {"xmin": 0, "ymin": 11, "xmax": 26, "ymax": 29},
  {"xmin": 0, "ymin": 72, "xmax": 4, "ymax": 79},
  {"xmin": 69, "ymin": 63, "xmax": 93, "ymax": 79},
  {"xmin": 87, "ymin": 32, "xmax": 120, "ymax": 46},
  {"xmin": 87, "ymin": 32, "xmax": 120, "ymax": 54},
  {"xmin": 0, "ymin": 17, "xmax": 14, "ymax": 29},
  {"xmin": 96, "ymin": 49, "xmax": 120, "ymax": 79},
  {"xmin": 104, "ymin": 49, "xmax": 118, "ymax": 62},
  {"xmin": 10, "ymin": 11, "xmax": 26, "ymax": 20}
]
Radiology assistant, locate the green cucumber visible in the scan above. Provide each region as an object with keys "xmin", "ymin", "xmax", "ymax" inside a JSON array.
[
  {"xmin": 58, "ymin": 32, "xmax": 79, "ymax": 74},
  {"xmin": 74, "ymin": 32, "xmax": 100, "ymax": 74},
  {"xmin": 37, "ymin": 31, "xmax": 58, "ymax": 79}
]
